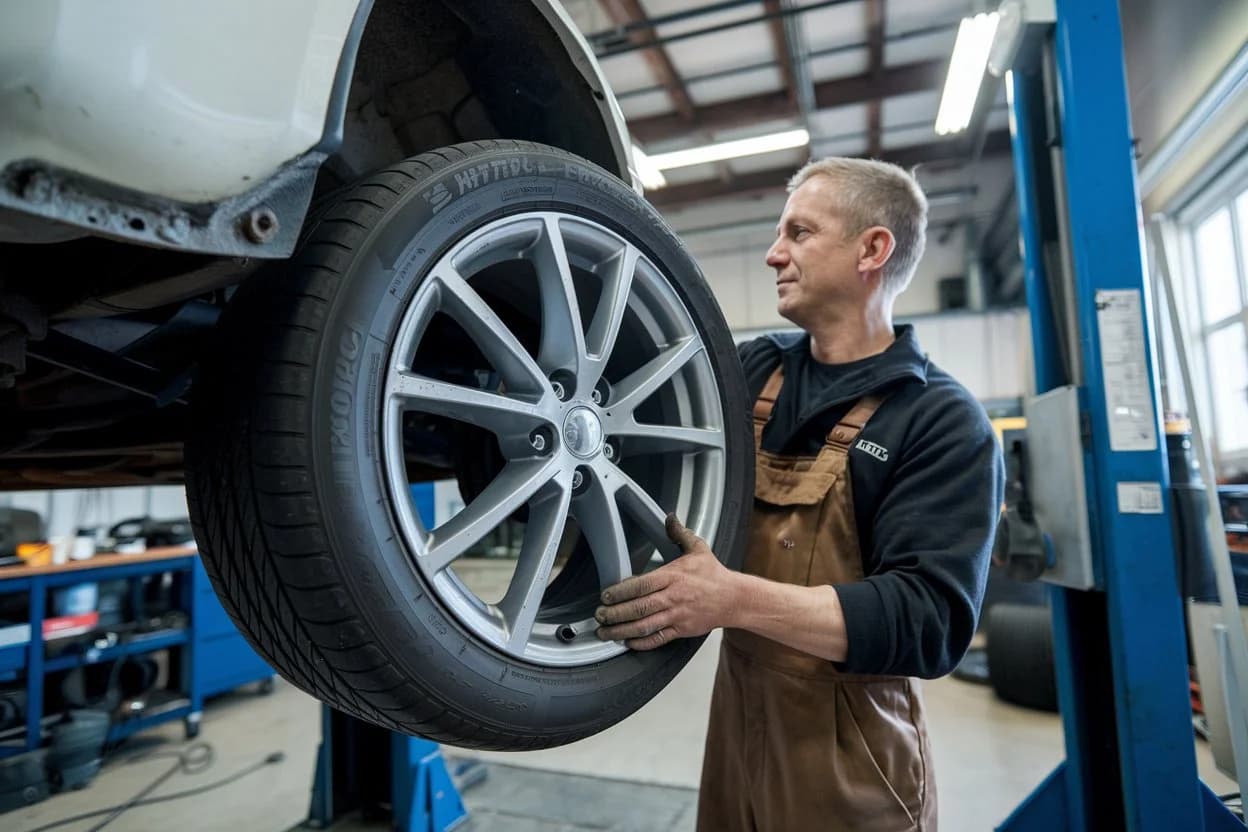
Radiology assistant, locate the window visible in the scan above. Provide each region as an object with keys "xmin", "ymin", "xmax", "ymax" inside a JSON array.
[{"xmin": 1185, "ymin": 184, "xmax": 1248, "ymax": 468}]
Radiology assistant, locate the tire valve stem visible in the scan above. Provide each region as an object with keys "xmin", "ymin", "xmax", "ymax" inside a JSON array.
[{"xmin": 556, "ymin": 625, "xmax": 577, "ymax": 643}]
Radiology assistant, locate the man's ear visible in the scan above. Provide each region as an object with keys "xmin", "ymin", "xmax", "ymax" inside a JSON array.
[{"xmin": 858, "ymin": 226, "xmax": 896, "ymax": 275}]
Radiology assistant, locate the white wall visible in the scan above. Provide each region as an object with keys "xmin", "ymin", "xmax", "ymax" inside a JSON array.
[
  {"xmin": 679, "ymin": 217, "xmax": 972, "ymax": 330},
  {"xmin": 906, "ymin": 308, "xmax": 1032, "ymax": 403},
  {"xmin": 732, "ymin": 308, "xmax": 1033, "ymax": 404},
  {"xmin": 0, "ymin": 486, "xmax": 189, "ymax": 542}
]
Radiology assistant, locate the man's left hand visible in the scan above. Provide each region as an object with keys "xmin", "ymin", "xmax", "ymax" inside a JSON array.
[{"xmin": 594, "ymin": 514, "xmax": 741, "ymax": 650}]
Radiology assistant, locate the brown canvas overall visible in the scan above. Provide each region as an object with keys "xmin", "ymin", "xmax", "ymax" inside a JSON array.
[{"xmin": 697, "ymin": 367, "xmax": 937, "ymax": 832}]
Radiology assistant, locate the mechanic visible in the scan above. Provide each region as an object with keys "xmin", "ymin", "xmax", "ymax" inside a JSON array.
[{"xmin": 595, "ymin": 157, "xmax": 1004, "ymax": 831}]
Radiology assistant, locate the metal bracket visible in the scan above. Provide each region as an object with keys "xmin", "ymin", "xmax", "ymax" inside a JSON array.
[
  {"xmin": 0, "ymin": 151, "xmax": 324, "ymax": 259},
  {"xmin": 26, "ymin": 330, "xmax": 190, "ymax": 406}
]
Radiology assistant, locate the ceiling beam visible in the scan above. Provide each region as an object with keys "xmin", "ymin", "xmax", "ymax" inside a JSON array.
[
  {"xmin": 762, "ymin": 0, "xmax": 799, "ymax": 107},
  {"xmin": 648, "ymin": 129, "xmax": 1013, "ymax": 208},
  {"xmin": 630, "ymin": 58, "xmax": 946, "ymax": 145},
  {"xmin": 865, "ymin": 0, "xmax": 885, "ymax": 156},
  {"xmin": 599, "ymin": 0, "xmax": 697, "ymax": 122}
]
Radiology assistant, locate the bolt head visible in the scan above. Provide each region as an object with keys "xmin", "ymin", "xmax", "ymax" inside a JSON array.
[
  {"xmin": 530, "ymin": 433, "xmax": 547, "ymax": 453},
  {"xmin": 551, "ymin": 381, "xmax": 566, "ymax": 401},
  {"xmin": 242, "ymin": 207, "xmax": 279, "ymax": 244},
  {"xmin": 571, "ymin": 470, "xmax": 584, "ymax": 489},
  {"xmin": 591, "ymin": 389, "xmax": 602, "ymax": 405},
  {"xmin": 603, "ymin": 443, "xmax": 615, "ymax": 460}
]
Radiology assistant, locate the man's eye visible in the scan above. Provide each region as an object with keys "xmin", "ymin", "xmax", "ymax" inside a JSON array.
[{"xmin": 793, "ymin": 228, "xmax": 809, "ymax": 239}]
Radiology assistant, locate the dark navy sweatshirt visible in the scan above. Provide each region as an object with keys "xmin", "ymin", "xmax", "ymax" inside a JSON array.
[{"xmin": 739, "ymin": 325, "xmax": 1004, "ymax": 679}]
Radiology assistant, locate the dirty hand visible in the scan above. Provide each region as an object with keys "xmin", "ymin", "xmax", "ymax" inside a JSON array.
[{"xmin": 594, "ymin": 514, "xmax": 741, "ymax": 650}]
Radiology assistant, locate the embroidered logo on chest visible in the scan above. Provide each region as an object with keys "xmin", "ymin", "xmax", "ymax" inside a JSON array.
[{"xmin": 854, "ymin": 438, "xmax": 889, "ymax": 462}]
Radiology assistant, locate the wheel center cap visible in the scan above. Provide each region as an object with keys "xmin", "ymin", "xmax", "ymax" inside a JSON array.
[{"xmin": 563, "ymin": 407, "xmax": 604, "ymax": 459}]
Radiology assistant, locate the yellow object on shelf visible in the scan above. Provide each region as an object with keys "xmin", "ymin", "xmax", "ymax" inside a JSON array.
[{"xmin": 16, "ymin": 542, "xmax": 52, "ymax": 567}]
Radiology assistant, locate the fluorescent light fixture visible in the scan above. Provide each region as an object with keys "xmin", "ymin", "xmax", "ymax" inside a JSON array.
[
  {"xmin": 631, "ymin": 144, "xmax": 667, "ymax": 190},
  {"xmin": 646, "ymin": 128, "xmax": 811, "ymax": 171},
  {"xmin": 935, "ymin": 12, "xmax": 1000, "ymax": 136}
]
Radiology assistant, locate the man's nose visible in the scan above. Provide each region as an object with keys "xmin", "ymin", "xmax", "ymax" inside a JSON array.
[{"xmin": 765, "ymin": 239, "xmax": 787, "ymax": 269}]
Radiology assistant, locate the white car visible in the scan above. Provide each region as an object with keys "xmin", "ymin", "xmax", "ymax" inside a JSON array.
[{"xmin": 0, "ymin": 0, "xmax": 751, "ymax": 748}]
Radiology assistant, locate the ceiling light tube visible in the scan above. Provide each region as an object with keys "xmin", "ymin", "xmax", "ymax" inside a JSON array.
[
  {"xmin": 647, "ymin": 128, "xmax": 811, "ymax": 171},
  {"xmin": 935, "ymin": 12, "xmax": 1000, "ymax": 136},
  {"xmin": 631, "ymin": 144, "xmax": 668, "ymax": 190}
]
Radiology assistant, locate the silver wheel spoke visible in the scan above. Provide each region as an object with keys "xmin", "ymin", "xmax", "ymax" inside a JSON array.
[
  {"xmin": 423, "ymin": 458, "xmax": 560, "ymax": 574},
  {"xmin": 388, "ymin": 371, "xmax": 546, "ymax": 436},
  {"xmin": 607, "ymin": 337, "xmax": 703, "ymax": 419},
  {"xmin": 498, "ymin": 478, "xmax": 572, "ymax": 652},
  {"xmin": 436, "ymin": 266, "xmax": 547, "ymax": 397},
  {"xmin": 611, "ymin": 423, "xmax": 724, "ymax": 455},
  {"xmin": 610, "ymin": 462, "xmax": 681, "ymax": 562},
  {"xmin": 532, "ymin": 216, "xmax": 587, "ymax": 388},
  {"xmin": 583, "ymin": 244, "xmax": 639, "ymax": 389},
  {"xmin": 575, "ymin": 463, "xmax": 633, "ymax": 588}
]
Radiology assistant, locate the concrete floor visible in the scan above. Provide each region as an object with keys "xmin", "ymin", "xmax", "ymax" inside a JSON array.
[{"xmin": 11, "ymin": 558, "xmax": 1239, "ymax": 831}]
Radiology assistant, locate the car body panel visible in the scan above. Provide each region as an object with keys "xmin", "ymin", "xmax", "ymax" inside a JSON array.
[
  {"xmin": 0, "ymin": 0, "xmax": 360, "ymax": 203},
  {"xmin": 0, "ymin": 0, "xmax": 636, "ymax": 258}
]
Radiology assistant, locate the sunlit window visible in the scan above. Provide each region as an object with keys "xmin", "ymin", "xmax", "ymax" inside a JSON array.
[{"xmin": 1189, "ymin": 187, "xmax": 1248, "ymax": 460}]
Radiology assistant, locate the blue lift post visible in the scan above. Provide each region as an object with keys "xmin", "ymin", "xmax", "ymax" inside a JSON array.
[
  {"xmin": 306, "ymin": 704, "xmax": 468, "ymax": 832},
  {"xmin": 1000, "ymin": 0, "xmax": 1242, "ymax": 830},
  {"xmin": 304, "ymin": 483, "xmax": 471, "ymax": 832}
]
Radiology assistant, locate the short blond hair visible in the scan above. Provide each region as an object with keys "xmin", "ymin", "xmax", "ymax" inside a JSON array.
[{"xmin": 787, "ymin": 157, "xmax": 928, "ymax": 295}]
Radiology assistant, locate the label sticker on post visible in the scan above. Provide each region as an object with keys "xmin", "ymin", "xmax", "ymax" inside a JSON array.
[
  {"xmin": 1117, "ymin": 481, "xmax": 1164, "ymax": 514},
  {"xmin": 1095, "ymin": 289, "xmax": 1158, "ymax": 451}
]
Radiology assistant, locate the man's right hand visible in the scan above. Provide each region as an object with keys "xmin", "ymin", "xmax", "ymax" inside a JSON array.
[{"xmin": 593, "ymin": 515, "xmax": 743, "ymax": 651}]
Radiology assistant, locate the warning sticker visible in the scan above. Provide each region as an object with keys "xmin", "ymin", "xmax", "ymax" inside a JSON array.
[
  {"xmin": 1117, "ymin": 481, "xmax": 1164, "ymax": 514},
  {"xmin": 1095, "ymin": 290, "xmax": 1158, "ymax": 452}
]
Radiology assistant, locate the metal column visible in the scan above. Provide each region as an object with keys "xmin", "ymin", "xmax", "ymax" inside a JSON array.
[{"xmin": 999, "ymin": 0, "xmax": 1243, "ymax": 829}]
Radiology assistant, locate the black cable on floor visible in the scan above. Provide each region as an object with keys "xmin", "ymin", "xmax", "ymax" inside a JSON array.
[{"xmin": 23, "ymin": 743, "xmax": 285, "ymax": 832}]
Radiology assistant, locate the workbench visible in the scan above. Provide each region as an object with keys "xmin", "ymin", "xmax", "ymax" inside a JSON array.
[{"xmin": 0, "ymin": 547, "xmax": 273, "ymax": 758}]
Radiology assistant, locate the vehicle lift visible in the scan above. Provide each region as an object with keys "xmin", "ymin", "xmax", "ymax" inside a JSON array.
[
  {"xmin": 300, "ymin": 487, "xmax": 482, "ymax": 832},
  {"xmin": 994, "ymin": 0, "xmax": 1246, "ymax": 829},
  {"xmin": 301, "ymin": 704, "xmax": 481, "ymax": 832}
]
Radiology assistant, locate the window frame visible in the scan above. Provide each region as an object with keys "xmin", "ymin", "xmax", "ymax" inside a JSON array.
[{"xmin": 1175, "ymin": 166, "xmax": 1248, "ymax": 475}]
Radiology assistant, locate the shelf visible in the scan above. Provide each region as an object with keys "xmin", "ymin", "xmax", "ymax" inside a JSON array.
[{"xmin": 44, "ymin": 630, "xmax": 188, "ymax": 672}]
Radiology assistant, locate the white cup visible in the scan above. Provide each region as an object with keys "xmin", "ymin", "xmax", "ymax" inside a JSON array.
[
  {"xmin": 50, "ymin": 536, "xmax": 72, "ymax": 565},
  {"xmin": 71, "ymin": 535, "xmax": 95, "ymax": 560}
]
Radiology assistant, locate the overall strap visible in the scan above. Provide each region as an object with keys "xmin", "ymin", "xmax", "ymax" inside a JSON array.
[
  {"xmin": 824, "ymin": 394, "xmax": 886, "ymax": 453},
  {"xmin": 752, "ymin": 366, "xmax": 785, "ymax": 444},
  {"xmin": 754, "ymin": 365, "xmax": 889, "ymax": 453}
]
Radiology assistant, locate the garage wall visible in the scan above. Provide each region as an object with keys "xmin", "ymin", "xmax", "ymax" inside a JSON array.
[
  {"xmin": 1, "ymin": 486, "xmax": 189, "ymax": 543},
  {"xmin": 733, "ymin": 308, "xmax": 1033, "ymax": 404},
  {"xmin": 686, "ymin": 221, "xmax": 972, "ymax": 331}
]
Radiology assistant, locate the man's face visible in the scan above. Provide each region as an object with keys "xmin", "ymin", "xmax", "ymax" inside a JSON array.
[{"xmin": 764, "ymin": 176, "xmax": 868, "ymax": 327}]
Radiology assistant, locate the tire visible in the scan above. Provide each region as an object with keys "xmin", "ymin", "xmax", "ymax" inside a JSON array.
[
  {"xmin": 986, "ymin": 603, "xmax": 1058, "ymax": 712},
  {"xmin": 185, "ymin": 140, "xmax": 752, "ymax": 750}
]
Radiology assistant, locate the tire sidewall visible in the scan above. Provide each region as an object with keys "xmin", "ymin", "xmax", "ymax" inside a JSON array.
[{"xmin": 309, "ymin": 145, "xmax": 751, "ymax": 737}]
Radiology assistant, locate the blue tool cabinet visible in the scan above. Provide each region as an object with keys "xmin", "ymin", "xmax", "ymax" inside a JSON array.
[{"xmin": 0, "ymin": 548, "xmax": 273, "ymax": 757}]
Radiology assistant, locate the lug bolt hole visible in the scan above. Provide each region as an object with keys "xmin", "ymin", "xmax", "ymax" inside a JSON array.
[
  {"xmin": 529, "ymin": 428, "xmax": 552, "ymax": 455},
  {"xmin": 549, "ymin": 370, "xmax": 575, "ymax": 402},
  {"xmin": 592, "ymin": 379, "xmax": 611, "ymax": 406}
]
